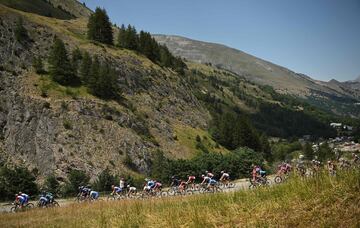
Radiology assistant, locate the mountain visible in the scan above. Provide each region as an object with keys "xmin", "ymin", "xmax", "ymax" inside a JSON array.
[{"xmin": 153, "ymin": 35, "xmax": 360, "ymax": 117}]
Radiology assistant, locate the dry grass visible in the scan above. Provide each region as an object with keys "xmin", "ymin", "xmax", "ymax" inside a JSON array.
[{"xmin": 1, "ymin": 170, "xmax": 359, "ymax": 227}]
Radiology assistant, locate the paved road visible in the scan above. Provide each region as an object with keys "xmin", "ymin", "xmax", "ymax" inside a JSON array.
[{"xmin": 0, "ymin": 177, "xmax": 273, "ymax": 213}]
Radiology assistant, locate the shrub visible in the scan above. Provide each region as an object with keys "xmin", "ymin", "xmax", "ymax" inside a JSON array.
[{"xmin": 63, "ymin": 119, "xmax": 72, "ymax": 130}]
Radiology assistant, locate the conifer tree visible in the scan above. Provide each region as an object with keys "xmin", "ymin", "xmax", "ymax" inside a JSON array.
[
  {"xmin": 87, "ymin": 7, "xmax": 113, "ymax": 45},
  {"xmin": 116, "ymin": 24, "xmax": 127, "ymax": 48},
  {"xmin": 48, "ymin": 38, "xmax": 74, "ymax": 85},
  {"xmin": 71, "ymin": 47, "xmax": 82, "ymax": 75},
  {"xmin": 79, "ymin": 51, "xmax": 92, "ymax": 84}
]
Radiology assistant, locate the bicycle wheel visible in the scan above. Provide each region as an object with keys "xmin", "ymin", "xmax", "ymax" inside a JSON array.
[
  {"xmin": 26, "ymin": 203, "xmax": 35, "ymax": 209},
  {"xmin": 167, "ymin": 188, "xmax": 176, "ymax": 196},
  {"xmin": 52, "ymin": 201, "xmax": 60, "ymax": 207},
  {"xmin": 10, "ymin": 206, "xmax": 17, "ymax": 213},
  {"xmin": 160, "ymin": 191, "xmax": 167, "ymax": 197},
  {"xmin": 274, "ymin": 176, "xmax": 283, "ymax": 184},
  {"xmin": 228, "ymin": 182, "xmax": 235, "ymax": 188}
]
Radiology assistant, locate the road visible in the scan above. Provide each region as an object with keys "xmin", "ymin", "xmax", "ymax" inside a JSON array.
[{"xmin": 0, "ymin": 177, "xmax": 272, "ymax": 213}]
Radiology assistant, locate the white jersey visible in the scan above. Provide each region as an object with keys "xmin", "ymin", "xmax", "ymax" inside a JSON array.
[{"xmin": 119, "ymin": 180, "xmax": 125, "ymax": 188}]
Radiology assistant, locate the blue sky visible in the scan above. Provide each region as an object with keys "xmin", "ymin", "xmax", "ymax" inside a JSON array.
[{"xmin": 81, "ymin": 0, "xmax": 360, "ymax": 82}]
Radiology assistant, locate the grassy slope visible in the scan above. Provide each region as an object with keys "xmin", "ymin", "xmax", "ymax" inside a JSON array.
[{"xmin": 0, "ymin": 170, "xmax": 359, "ymax": 227}]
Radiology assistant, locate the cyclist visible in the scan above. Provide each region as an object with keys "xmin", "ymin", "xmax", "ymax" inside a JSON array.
[
  {"xmin": 15, "ymin": 194, "xmax": 26, "ymax": 208},
  {"xmin": 207, "ymin": 178, "xmax": 217, "ymax": 191},
  {"xmin": 186, "ymin": 175, "xmax": 196, "ymax": 189},
  {"xmin": 153, "ymin": 181, "xmax": 162, "ymax": 192},
  {"xmin": 78, "ymin": 186, "xmax": 91, "ymax": 199},
  {"xmin": 19, "ymin": 192, "xmax": 29, "ymax": 205},
  {"xmin": 119, "ymin": 178, "xmax": 126, "ymax": 191},
  {"xmin": 170, "ymin": 176, "xmax": 181, "ymax": 188},
  {"xmin": 45, "ymin": 191, "xmax": 54, "ymax": 204},
  {"xmin": 201, "ymin": 174, "xmax": 211, "ymax": 187},
  {"xmin": 39, "ymin": 192, "xmax": 49, "ymax": 206},
  {"xmin": 178, "ymin": 180, "xmax": 187, "ymax": 192},
  {"xmin": 127, "ymin": 185, "xmax": 137, "ymax": 197},
  {"xmin": 205, "ymin": 171, "xmax": 214, "ymax": 178},
  {"xmin": 89, "ymin": 190, "xmax": 99, "ymax": 200},
  {"xmin": 143, "ymin": 179, "xmax": 155, "ymax": 193},
  {"xmin": 219, "ymin": 171, "xmax": 230, "ymax": 185},
  {"xmin": 111, "ymin": 185, "xmax": 122, "ymax": 197}
]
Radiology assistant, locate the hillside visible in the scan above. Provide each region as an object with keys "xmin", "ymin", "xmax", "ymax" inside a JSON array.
[
  {"xmin": 0, "ymin": 170, "xmax": 358, "ymax": 227},
  {"xmin": 0, "ymin": 0, "xmax": 91, "ymax": 19},
  {"xmin": 154, "ymin": 35, "xmax": 360, "ymax": 117},
  {"xmin": 0, "ymin": 1, "xmax": 356, "ymax": 185},
  {"xmin": 0, "ymin": 4, "xmax": 213, "ymax": 181}
]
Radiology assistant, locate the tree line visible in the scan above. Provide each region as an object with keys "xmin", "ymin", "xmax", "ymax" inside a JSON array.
[{"xmin": 87, "ymin": 7, "xmax": 186, "ymax": 74}]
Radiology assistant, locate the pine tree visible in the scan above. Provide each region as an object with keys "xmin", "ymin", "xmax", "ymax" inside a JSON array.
[
  {"xmin": 79, "ymin": 51, "xmax": 92, "ymax": 84},
  {"xmin": 48, "ymin": 38, "xmax": 75, "ymax": 85},
  {"xmin": 125, "ymin": 25, "xmax": 138, "ymax": 50},
  {"xmin": 71, "ymin": 47, "xmax": 82, "ymax": 76},
  {"xmin": 87, "ymin": 7, "xmax": 113, "ymax": 45},
  {"xmin": 116, "ymin": 24, "xmax": 127, "ymax": 48}
]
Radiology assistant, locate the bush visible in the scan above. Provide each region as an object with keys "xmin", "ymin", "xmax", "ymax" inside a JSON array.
[
  {"xmin": 93, "ymin": 168, "xmax": 118, "ymax": 192},
  {"xmin": 62, "ymin": 170, "xmax": 89, "ymax": 196},
  {"xmin": 63, "ymin": 119, "xmax": 72, "ymax": 130},
  {"xmin": 0, "ymin": 166, "xmax": 38, "ymax": 201}
]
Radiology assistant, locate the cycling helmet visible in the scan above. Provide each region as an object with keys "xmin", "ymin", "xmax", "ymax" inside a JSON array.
[
  {"xmin": 18, "ymin": 192, "xmax": 22, "ymax": 195},
  {"xmin": 299, "ymin": 154, "xmax": 304, "ymax": 159},
  {"xmin": 205, "ymin": 171, "xmax": 209, "ymax": 173},
  {"xmin": 171, "ymin": 175, "xmax": 175, "ymax": 179},
  {"xmin": 127, "ymin": 185, "xmax": 130, "ymax": 188},
  {"xmin": 327, "ymin": 160, "xmax": 331, "ymax": 164},
  {"xmin": 201, "ymin": 174, "xmax": 205, "ymax": 177},
  {"xmin": 221, "ymin": 171, "xmax": 224, "ymax": 174}
]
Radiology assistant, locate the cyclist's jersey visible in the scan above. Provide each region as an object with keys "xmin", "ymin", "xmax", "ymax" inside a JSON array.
[
  {"xmin": 81, "ymin": 188, "xmax": 91, "ymax": 195},
  {"xmin": 128, "ymin": 187, "xmax": 136, "ymax": 191},
  {"xmin": 154, "ymin": 182, "xmax": 162, "ymax": 189},
  {"xmin": 119, "ymin": 180, "xmax": 126, "ymax": 189},
  {"xmin": 90, "ymin": 191, "xmax": 99, "ymax": 199},
  {"xmin": 203, "ymin": 176, "xmax": 211, "ymax": 183},
  {"xmin": 221, "ymin": 173, "xmax": 230, "ymax": 178},
  {"xmin": 188, "ymin": 176, "xmax": 196, "ymax": 181},
  {"xmin": 40, "ymin": 196, "xmax": 48, "ymax": 203},
  {"xmin": 259, "ymin": 170, "xmax": 266, "ymax": 177},
  {"xmin": 209, "ymin": 179, "xmax": 217, "ymax": 185},
  {"xmin": 179, "ymin": 181, "xmax": 187, "ymax": 187},
  {"xmin": 207, "ymin": 173, "xmax": 214, "ymax": 178},
  {"xmin": 21, "ymin": 194, "xmax": 29, "ymax": 202},
  {"xmin": 147, "ymin": 181, "xmax": 155, "ymax": 188},
  {"xmin": 114, "ymin": 186, "xmax": 122, "ymax": 193},
  {"xmin": 172, "ymin": 179, "xmax": 181, "ymax": 186},
  {"xmin": 16, "ymin": 195, "xmax": 25, "ymax": 204}
]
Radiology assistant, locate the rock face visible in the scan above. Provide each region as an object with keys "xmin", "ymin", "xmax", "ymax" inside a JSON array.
[{"xmin": 0, "ymin": 6, "xmax": 208, "ymax": 182}]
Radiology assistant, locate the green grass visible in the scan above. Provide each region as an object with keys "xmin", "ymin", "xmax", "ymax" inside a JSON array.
[
  {"xmin": 38, "ymin": 75, "xmax": 90, "ymax": 99},
  {"xmin": 173, "ymin": 123, "xmax": 229, "ymax": 156},
  {"xmin": 1, "ymin": 170, "xmax": 358, "ymax": 227}
]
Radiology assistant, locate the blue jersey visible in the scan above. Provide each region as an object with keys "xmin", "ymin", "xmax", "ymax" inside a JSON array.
[
  {"xmin": 147, "ymin": 181, "xmax": 155, "ymax": 188},
  {"xmin": 114, "ymin": 187, "xmax": 122, "ymax": 193}
]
